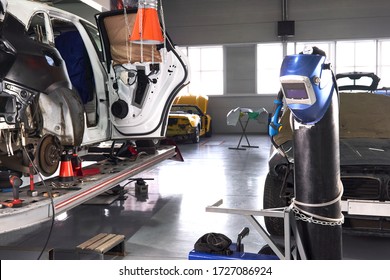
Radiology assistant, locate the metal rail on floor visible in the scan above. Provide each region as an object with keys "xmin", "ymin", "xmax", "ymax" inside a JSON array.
[
  {"xmin": 0, "ymin": 145, "xmax": 176, "ymax": 234},
  {"xmin": 206, "ymin": 199, "xmax": 307, "ymax": 260}
]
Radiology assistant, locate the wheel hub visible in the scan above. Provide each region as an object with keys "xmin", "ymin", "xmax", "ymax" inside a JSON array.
[{"xmin": 36, "ymin": 135, "xmax": 61, "ymax": 176}]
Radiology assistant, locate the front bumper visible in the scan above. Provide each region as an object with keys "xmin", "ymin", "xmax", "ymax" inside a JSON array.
[
  {"xmin": 341, "ymin": 199, "xmax": 390, "ymax": 235},
  {"xmin": 166, "ymin": 126, "xmax": 195, "ymax": 137}
]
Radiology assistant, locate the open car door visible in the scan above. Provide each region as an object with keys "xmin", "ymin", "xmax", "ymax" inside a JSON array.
[{"xmin": 95, "ymin": 8, "xmax": 189, "ymax": 140}]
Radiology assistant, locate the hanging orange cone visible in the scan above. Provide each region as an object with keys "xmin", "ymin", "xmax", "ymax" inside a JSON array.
[
  {"xmin": 129, "ymin": 0, "xmax": 164, "ymax": 44},
  {"xmin": 58, "ymin": 154, "xmax": 74, "ymax": 182}
]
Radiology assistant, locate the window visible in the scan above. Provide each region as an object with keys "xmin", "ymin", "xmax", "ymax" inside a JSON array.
[
  {"xmin": 295, "ymin": 42, "xmax": 335, "ymax": 66},
  {"xmin": 335, "ymin": 40, "xmax": 376, "ymax": 74},
  {"xmin": 27, "ymin": 12, "xmax": 53, "ymax": 45},
  {"xmin": 257, "ymin": 43, "xmax": 283, "ymax": 94},
  {"xmin": 182, "ymin": 46, "xmax": 223, "ymax": 95},
  {"xmin": 286, "ymin": 41, "xmax": 336, "ymax": 72},
  {"xmin": 378, "ymin": 40, "xmax": 390, "ymax": 88},
  {"xmin": 257, "ymin": 42, "xmax": 335, "ymax": 94},
  {"xmin": 180, "ymin": 39, "xmax": 390, "ymax": 96},
  {"xmin": 81, "ymin": 21, "xmax": 103, "ymax": 61}
]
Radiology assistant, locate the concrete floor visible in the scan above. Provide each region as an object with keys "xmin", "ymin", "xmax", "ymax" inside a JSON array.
[{"xmin": 0, "ymin": 134, "xmax": 390, "ymax": 260}]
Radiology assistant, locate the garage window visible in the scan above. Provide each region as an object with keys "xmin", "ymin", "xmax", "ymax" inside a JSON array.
[
  {"xmin": 378, "ymin": 40, "xmax": 390, "ymax": 88},
  {"xmin": 336, "ymin": 40, "xmax": 376, "ymax": 74},
  {"xmin": 293, "ymin": 42, "xmax": 335, "ymax": 65},
  {"xmin": 257, "ymin": 43, "xmax": 283, "ymax": 94},
  {"xmin": 180, "ymin": 46, "xmax": 224, "ymax": 95},
  {"xmin": 256, "ymin": 42, "xmax": 335, "ymax": 94}
]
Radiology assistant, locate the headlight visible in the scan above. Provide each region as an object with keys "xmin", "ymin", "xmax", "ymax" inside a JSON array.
[{"xmin": 186, "ymin": 125, "xmax": 195, "ymax": 134}]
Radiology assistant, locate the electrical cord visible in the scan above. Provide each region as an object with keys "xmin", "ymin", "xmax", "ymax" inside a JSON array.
[
  {"xmin": 123, "ymin": 6, "xmax": 132, "ymax": 63},
  {"xmin": 22, "ymin": 146, "xmax": 55, "ymax": 260}
]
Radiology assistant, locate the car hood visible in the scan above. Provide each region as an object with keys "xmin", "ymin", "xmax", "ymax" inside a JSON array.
[
  {"xmin": 279, "ymin": 138, "xmax": 390, "ymax": 167},
  {"xmin": 340, "ymin": 138, "xmax": 390, "ymax": 166},
  {"xmin": 274, "ymin": 92, "xmax": 390, "ymax": 167},
  {"xmin": 275, "ymin": 92, "xmax": 390, "ymax": 145}
]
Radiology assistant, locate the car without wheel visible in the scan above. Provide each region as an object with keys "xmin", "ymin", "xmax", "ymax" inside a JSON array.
[{"xmin": 0, "ymin": 0, "xmax": 189, "ymax": 179}]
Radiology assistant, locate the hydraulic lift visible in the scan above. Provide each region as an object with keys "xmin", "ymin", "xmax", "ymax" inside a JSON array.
[{"xmin": 0, "ymin": 144, "xmax": 177, "ymax": 234}]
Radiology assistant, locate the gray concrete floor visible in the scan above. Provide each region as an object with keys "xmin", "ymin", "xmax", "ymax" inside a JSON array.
[{"xmin": 0, "ymin": 134, "xmax": 390, "ymax": 260}]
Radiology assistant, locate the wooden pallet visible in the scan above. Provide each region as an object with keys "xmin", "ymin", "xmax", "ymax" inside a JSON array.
[{"xmin": 77, "ymin": 233, "xmax": 125, "ymax": 259}]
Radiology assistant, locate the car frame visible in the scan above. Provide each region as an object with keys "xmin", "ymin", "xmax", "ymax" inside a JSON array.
[
  {"xmin": 166, "ymin": 93, "xmax": 212, "ymax": 143},
  {"xmin": 0, "ymin": 0, "xmax": 189, "ymax": 179}
]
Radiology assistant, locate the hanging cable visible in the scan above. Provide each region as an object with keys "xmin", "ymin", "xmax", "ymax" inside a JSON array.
[
  {"xmin": 160, "ymin": 0, "xmax": 167, "ymax": 62},
  {"xmin": 139, "ymin": 1, "xmax": 144, "ymax": 62},
  {"xmin": 22, "ymin": 145, "xmax": 55, "ymax": 260},
  {"xmin": 123, "ymin": 7, "xmax": 132, "ymax": 63}
]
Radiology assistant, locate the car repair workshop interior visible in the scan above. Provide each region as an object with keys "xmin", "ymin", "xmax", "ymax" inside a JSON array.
[{"xmin": 1, "ymin": 0, "xmax": 390, "ymax": 262}]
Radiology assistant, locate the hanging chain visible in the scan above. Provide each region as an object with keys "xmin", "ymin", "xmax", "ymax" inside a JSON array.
[
  {"xmin": 290, "ymin": 179, "xmax": 344, "ymax": 226},
  {"xmin": 291, "ymin": 206, "xmax": 344, "ymax": 226}
]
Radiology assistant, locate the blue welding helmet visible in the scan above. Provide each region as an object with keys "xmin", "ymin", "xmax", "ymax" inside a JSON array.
[{"xmin": 280, "ymin": 50, "xmax": 335, "ymax": 124}]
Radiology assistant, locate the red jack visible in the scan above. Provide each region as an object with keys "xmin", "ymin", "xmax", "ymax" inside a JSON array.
[
  {"xmin": 9, "ymin": 175, "xmax": 23, "ymax": 208},
  {"xmin": 71, "ymin": 153, "xmax": 100, "ymax": 177},
  {"xmin": 58, "ymin": 153, "xmax": 75, "ymax": 182}
]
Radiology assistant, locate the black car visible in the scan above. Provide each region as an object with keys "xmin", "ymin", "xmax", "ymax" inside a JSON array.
[{"xmin": 264, "ymin": 72, "xmax": 390, "ymax": 236}]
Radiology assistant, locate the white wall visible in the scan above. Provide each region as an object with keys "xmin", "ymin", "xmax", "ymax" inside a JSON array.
[{"xmin": 163, "ymin": 0, "xmax": 390, "ymax": 45}]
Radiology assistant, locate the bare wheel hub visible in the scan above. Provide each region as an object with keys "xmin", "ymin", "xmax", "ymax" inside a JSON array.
[{"xmin": 36, "ymin": 135, "xmax": 61, "ymax": 176}]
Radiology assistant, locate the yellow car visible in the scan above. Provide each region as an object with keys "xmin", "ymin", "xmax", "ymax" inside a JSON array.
[{"xmin": 166, "ymin": 94, "xmax": 212, "ymax": 143}]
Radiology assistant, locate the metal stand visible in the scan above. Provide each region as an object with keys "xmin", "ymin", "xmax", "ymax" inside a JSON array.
[
  {"xmin": 206, "ymin": 199, "xmax": 307, "ymax": 260},
  {"xmin": 229, "ymin": 117, "xmax": 259, "ymax": 150}
]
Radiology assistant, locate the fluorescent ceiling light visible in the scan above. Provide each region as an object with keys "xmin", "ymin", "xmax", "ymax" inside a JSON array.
[{"xmin": 80, "ymin": 0, "xmax": 109, "ymax": 12}]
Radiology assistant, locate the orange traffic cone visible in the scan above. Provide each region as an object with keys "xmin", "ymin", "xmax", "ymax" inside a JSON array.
[
  {"xmin": 129, "ymin": 0, "xmax": 164, "ymax": 45},
  {"xmin": 58, "ymin": 154, "xmax": 74, "ymax": 182}
]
